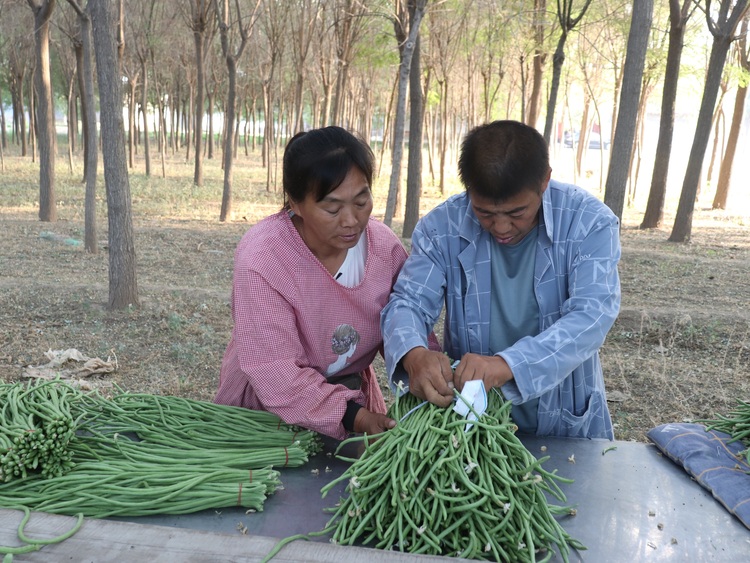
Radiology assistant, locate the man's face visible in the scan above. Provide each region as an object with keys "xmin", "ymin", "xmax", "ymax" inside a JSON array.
[{"xmin": 469, "ymin": 182, "xmax": 548, "ymax": 246}]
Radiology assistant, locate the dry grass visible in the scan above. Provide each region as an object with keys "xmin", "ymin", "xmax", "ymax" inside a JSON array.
[{"xmin": 1, "ymin": 143, "xmax": 748, "ymax": 442}]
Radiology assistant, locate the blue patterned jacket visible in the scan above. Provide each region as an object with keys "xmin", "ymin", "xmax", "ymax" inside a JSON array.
[{"xmin": 381, "ymin": 180, "xmax": 621, "ymax": 439}]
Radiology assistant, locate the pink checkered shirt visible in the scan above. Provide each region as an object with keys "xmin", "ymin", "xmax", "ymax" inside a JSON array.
[{"xmin": 215, "ymin": 211, "xmax": 407, "ymax": 439}]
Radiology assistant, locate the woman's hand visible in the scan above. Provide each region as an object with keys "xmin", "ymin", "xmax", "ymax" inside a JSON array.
[{"xmin": 353, "ymin": 408, "xmax": 396, "ymax": 436}]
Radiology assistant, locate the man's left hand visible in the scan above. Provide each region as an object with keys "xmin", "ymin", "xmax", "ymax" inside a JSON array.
[{"xmin": 453, "ymin": 353, "xmax": 513, "ymax": 391}]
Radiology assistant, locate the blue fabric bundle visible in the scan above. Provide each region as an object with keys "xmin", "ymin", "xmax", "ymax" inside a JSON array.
[{"xmin": 647, "ymin": 422, "xmax": 750, "ymax": 530}]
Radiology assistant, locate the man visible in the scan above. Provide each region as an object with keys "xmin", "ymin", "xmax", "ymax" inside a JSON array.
[{"xmin": 381, "ymin": 120, "xmax": 621, "ymax": 439}]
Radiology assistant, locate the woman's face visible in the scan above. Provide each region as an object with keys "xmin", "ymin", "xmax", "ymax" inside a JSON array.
[{"xmin": 289, "ymin": 166, "xmax": 373, "ymax": 260}]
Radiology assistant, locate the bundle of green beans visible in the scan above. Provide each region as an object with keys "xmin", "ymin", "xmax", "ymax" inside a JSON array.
[
  {"xmin": 0, "ymin": 461, "xmax": 281, "ymax": 518},
  {"xmin": 71, "ymin": 388, "xmax": 322, "ymax": 455},
  {"xmin": 697, "ymin": 399, "xmax": 750, "ymax": 463},
  {"xmin": 319, "ymin": 390, "xmax": 584, "ymax": 562},
  {"xmin": 0, "ymin": 381, "xmax": 79, "ymax": 483},
  {"xmin": 0, "ymin": 379, "xmax": 321, "ymax": 519},
  {"xmin": 69, "ymin": 430, "xmax": 311, "ymax": 470}
]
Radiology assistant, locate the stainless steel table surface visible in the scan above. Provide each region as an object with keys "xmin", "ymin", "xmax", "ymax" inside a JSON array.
[{"xmin": 118, "ymin": 435, "xmax": 750, "ymax": 561}]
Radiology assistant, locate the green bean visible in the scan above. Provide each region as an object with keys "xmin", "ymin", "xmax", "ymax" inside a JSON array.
[
  {"xmin": 16, "ymin": 507, "xmax": 84, "ymax": 545},
  {"xmin": 0, "ymin": 507, "xmax": 83, "ymax": 557}
]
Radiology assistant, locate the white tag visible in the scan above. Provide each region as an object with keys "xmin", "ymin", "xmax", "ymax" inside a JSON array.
[{"xmin": 453, "ymin": 380, "xmax": 488, "ymax": 432}]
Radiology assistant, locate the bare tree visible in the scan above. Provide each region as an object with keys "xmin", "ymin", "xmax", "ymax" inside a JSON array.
[
  {"xmin": 640, "ymin": 0, "xmax": 698, "ymax": 229},
  {"xmin": 120, "ymin": 49, "xmax": 140, "ymax": 170},
  {"xmin": 712, "ymin": 15, "xmax": 749, "ymax": 210},
  {"xmin": 603, "ymin": 0, "xmax": 654, "ymax": 222},
  {"xmin": 130, "ymin": 0, "xmax": 166, "ymax": 178},
  {"xmin": 428, "ymin": 2, "xmax": 465, "ymax": 195},
  {"xmin": 65, "ymin": 0, "xmax": 98, "ymax": 254},
  {"xmin": 185, "ymin": 0, "xmax": 216, "ymax": 187},
  {"xmin": 384, "ymin": 0, "xmax": 427, "ymax": 227},
  {"xmin": 53, "ymin": 10, "xmax": 80, "ymax": 168},
  {"xmin": 90, "ymin": 0, "xmax": 139, "ymax": 310},
  {"xmin": 258, "ymin": 0, "xmax": 289, "ymax": 191},
  {"xmin": 288, "ymin": 0, "xmax": 320, "ymax": 133},
  {"xmin": 27, "ymin": 0, "xmax": 57, "ymax": 222},
  {"xmin": 216, "ymin": 0, "xmax": 261, "ymax": 221},
  {"xmin": 403, "ymin": 0, "xmax": 426, "ymax": 238},
  {"xmin": 6, "ymin": 33, "xmax": 31, "ymax": 156},
  {"xmin": 526, "ymin": 0, "xmax": 547, "ymax": 129},
  {"xmin": 330, "ymin": 0, "xmax": 368, "ymax": 125},
  {"xmin": 542, "ymin": 0, "xmax": 593, "ymax": 145},
  {"xmin": 477, "ymin": 4, "xmax": 509, "ymax": 124},
  {"xmin": 669, "ymin": 0, "xmax": 750, "ymax": 242}
]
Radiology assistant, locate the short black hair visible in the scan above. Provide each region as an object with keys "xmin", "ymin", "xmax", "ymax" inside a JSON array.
[
  {"xmin": 282, "ymin": 126, "xmax": 374, "ymax": 208},
  {"xmin": 458, "ymin": 120, "xmax": 550, "ymax": 201}
]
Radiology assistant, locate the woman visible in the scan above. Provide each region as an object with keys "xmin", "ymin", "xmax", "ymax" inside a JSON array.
[{"xmin": 215, "ymin": 126, "xmax": 406, "ymax": 439}]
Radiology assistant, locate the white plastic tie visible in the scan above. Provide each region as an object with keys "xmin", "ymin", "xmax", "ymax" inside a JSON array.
[{"xmin": 452, "ymin": 380, "xmax": 487, "ymax": 432}]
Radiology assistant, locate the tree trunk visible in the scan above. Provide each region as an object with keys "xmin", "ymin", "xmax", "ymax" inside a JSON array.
[
  {"xmin": 0, "ymin": 85, "xmax": 6, "ymax": 150},
  {"xmin": 8, "ymin": 56, "xmax": 28, "ymax": 155},
  {"xmin": 28, "ymin": 0, "xmax": 57, "ymax": 222},
  {"xmin": 217, "ymin": 0, "xmax": 254, "ymax": 221},
  {"xmin": 90, "ymin": 0, "xmax": 139, "ymax": 310},
  {"xmin": 543, "ymin": 32, "xmax": 567, "ymax": 144},
  {"xmin": 128, "ymin": 80, "xmax": 137, "ymax": 168},
  {"xmin": 575, "ymin": 97, "xmax": 590, "ymax": 176},
  {"xmin": 603, "ymin": 0, "xmax": 654, "ymax": 222},
  {"xmin": 207, "ymin": 90, "xmax": 214, "ymax": 159},
  {"xmin": 66, "ymin": 70, "xmax": 75, "ymax": 175},
  {"xmin": 384, "ymin": 1, "xmax": 426, "ymax": 227},
  {"xmin": 140, "ymin": 58, "xmax": 151, "ymax": 176},
  {"xmin": 713, "ymin": 17, "xmax": 749, "ymax": 209},
  {"xmin": 544, "ymin": 0, "xmax": 594, "ymax": 144},
  {"xmin": 75, "ymin": 41, "xmax": 87, "ymax": 180},
  {"xmin": 669, "ymin": 0, "xmax": 749, "ymax": 242},
  {"xmin": 526, "ymin": 0, "xmax": 546, "ymax": 129},
  {"xmin": 67, "ymin": 0, "xmax": 99, "ymax": 254},
  {"xmin": 705, "ymin": 96, "xmax": 726, "ymax": 189},
  {"xmin": 193, "ymin": 30, "xmax": 205, "ymax": 186},
  {"xmin": 439, "ymin": 78, "xmax": 448, "ymax": 195},
  {"xmin": 403, "ymin": 31, "xmax": 423, "ymax": 239},
  {"xmin": 712, "ymin": 84, "xmax": 746, "ymax": 209},
  {"xmin": 29, "ymin": 80, "xmax": 37, "ymax": 162},
  {"xmin": 640, "ymin": 0, "xmax": 692, "ymax": 229}
]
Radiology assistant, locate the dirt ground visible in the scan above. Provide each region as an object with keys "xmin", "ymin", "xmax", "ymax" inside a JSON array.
[{"xmin": 1, "ymin": 181, "xmax": 748, "ymax": 443}]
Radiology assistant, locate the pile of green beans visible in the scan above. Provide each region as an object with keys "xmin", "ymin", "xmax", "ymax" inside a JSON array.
[
  {"xmin": 697, "ymin": 399, "xmax": 750, "ymax": 463},
  {"xmin": 0, "ymin": 381, "xmax": 79, "ymax": 483},
  {"xmin": 0, "ymin": 379, "xmax": 320, "ymax": 518},
  {"xmin": 320, "ymin": 390, "xmax": 584, "ymax": 562}
]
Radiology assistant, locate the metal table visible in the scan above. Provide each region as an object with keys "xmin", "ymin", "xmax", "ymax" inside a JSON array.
[
  {"xmin": 2, "ymin": 436, "xmax": 748, "ymax": 561},
  {"xmin": 118, "ymin": 435, "xmax": 750, "ymax": 561}
]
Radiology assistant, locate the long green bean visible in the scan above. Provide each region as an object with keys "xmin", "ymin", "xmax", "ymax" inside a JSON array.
[{"xmin": 0, "ymin": 507, "xmax": 84, "ymax": 559}]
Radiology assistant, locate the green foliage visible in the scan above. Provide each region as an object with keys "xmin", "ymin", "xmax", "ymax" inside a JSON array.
[{"xmin": 166, "ymin": 312, "xmax": 186, "ymax": 333}]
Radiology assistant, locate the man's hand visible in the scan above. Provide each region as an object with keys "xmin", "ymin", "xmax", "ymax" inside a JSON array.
[
  {"xmin": 453, "ymin": 353, "xmax": 513, "ymax": 391},
  {"xmin": 353, "ymin": 408, "xmax": 396, "ymax": 436},
  {"xmin": 402, "ymin": 347, "xmax": 455, "ymax": 407}
]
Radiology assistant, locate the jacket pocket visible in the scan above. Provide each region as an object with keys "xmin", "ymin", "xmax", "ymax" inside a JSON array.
[{"xmin": 559, "ymin": 391, "xmax": 608, "ymax": 438}]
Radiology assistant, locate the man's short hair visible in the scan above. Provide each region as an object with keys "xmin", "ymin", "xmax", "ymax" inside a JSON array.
[{"xmin": 458, "ymin": 120, "xmax": 550, "ymax": 201}]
